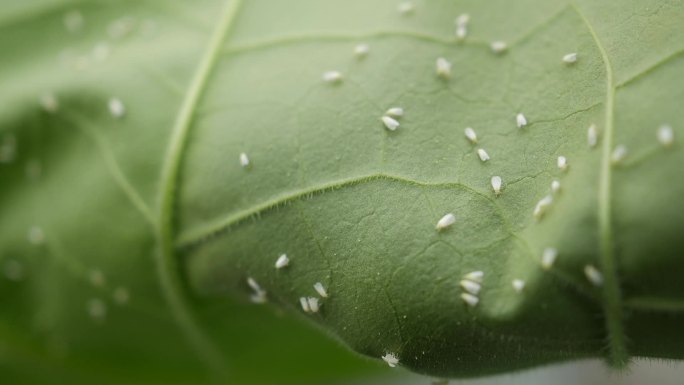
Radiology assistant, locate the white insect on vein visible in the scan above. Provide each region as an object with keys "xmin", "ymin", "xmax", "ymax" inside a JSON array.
[
  {"xmin": 512, "ymin": 279, "xmax": 526, "ymax": 293},
  {"xmin": 239, "ymin": 152, "xmax": 250, "ymax": 168},
  {"xmin": 436, "ymin": 57, "xmax": 452, "ymax": 78},
  {"xmin": 562, "ymin": 52, "xmax": 578, "ymax": 64},
  {"xmin": 541, "ymin": 247, "xmax": 558, "ymax": 270},
  {"xmin": 657, "ymin": 125, "xmax": 674, "ymax": 148},
  {"xmin": 587, "ymin": 124, "xmax": 598, "ymax": 148},
  {"xmin": 551, "ymin": 180, "xmax": 561, "ymax": 194},
  {"xmin": 275, "ymin": 254, "xmax": 289, "ymax": 269},
  {"xmin": 584, "ymin": 264, "xmax": 603, "ymax": 286},
  {"xmin": 455, "ymin": 13, "xmax": 470, "ymax": 40},
  {"xmin": 491, "ymin": 176, "xmax": 503, "ymax": 195},
  {"xmin": 322, "ymin": 70, "xmax": 343, "ymax": 84},
  {"xmin": 313, "ymin": 282, "xmax": 328, "ymax": 298},
  {"xmin": 435, "ymin": 213, "xmax": 456, "ymax": 230},
  {"xmin": 490, "ymin": 41, "xmax": 507, "ymax": 54},
  {"xmin": 108, "ymin": 98, "xmax": 125, "ymax": 118},
  {"xmin": 516, "ymin": 113, "xmax": 527, "ymax": 128},
  {"xmin": 610, "ymin": 145, "xmax": 627, "ymax": 165},
  {"xmin": 247, "ymin": 277, "xmax": 267, "ymax": 304},
  {"xmin": 382, "ymin": 352, "xmax": 400, "ymax": 368},
  {"xmin": 477, "ymin": 148, "xmax": 490, "ymax": 162},
  {"xmin": 464, "ymin": 127, "xmax": 478, "ymax": 144},
  {"xmin": 533, "ymin": 195, "xmax": 553, "ymax": 220}
]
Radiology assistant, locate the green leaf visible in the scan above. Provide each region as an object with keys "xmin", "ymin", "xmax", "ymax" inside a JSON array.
[{"xmin": 1, "ymin": 0, "xmax": 683, "ymax": 382}]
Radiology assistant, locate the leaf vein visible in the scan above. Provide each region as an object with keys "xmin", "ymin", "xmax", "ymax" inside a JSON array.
[
  {"xmin": 572, "ymin": 2, "xmax": 629, "ymax": 367},
  {"xmin": 154, "ymin": 0, "xmax": 243, "ymax": 376}
]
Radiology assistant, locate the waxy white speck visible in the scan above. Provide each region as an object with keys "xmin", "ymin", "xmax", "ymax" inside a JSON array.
[
  {"xmin": 477, "ymin": 148, "xmax": 490, "ymax": 162},
  {"xmin": 587, "ymin": 124, "xmax": 598, "ymax": 148},
  {"xmin": 239, "ymin": 152, "xmax": 250, "ymax": 167},
  {"xmin": 26, "ymin": 159, "xmax": 42, "ymax": 180},
  {"xmin": 0, "ymin": 134, "xmax": 16, "ymax": 164},
  {"xmin": 533, "ymin": 195, "xmax": 553, "ymax": 220},
  {"xmin": 611, "ymin": 145, "xmax": 627, "ymax": 165},
  {"xmin": 541, "ymin": 248, "xmax": 557, "ymax": 270},
  {"xmin": 40, "ymin": 94, "xmax": 59, "ymax": 113},
  {"xmin": 456, "ymin": 25, "xmax": 467, "ymax": 39},
  {"xmin": 490, "ymin": 41, "xmax": 507, "ymax": 53},
  {"xmin": 92, "ymin": 42, "xmax": 110, "ymax": 62},
  {"xmin": 247, "ymin": 277, "xmax": 266, "ymax": 303},
  {"xmin": 113, "ymin": 287, "xmax": 130, "ymax": 304},
  {"xmin": 385, "ymin": 107, "xmax": 404, "ymax": 118},
  {"xmin": 322, "ymin": 71, "xmax": 343, "ymax": 83},
  {"xmin": 512, "ymin": 279, "xmax": 526, "ymax": 293},
  {"xmin": 584, "ymin": 265, "xmax": 603, "ymax": 286},
  {"xmin": 461, "ymin": 293, "xmax": 479, "ymax": 307},
  {"xmin": 307, "ymin": 297, "xmax": 320, "ymax": 313},
  {"xmin": 89, "ymin": 269, "xmax": 105, "ymax": 287},
  {"xmin": 108, "ymin": 98, "xmax": 125, "ymax": 118},
  {"xmin": 4, "ymin": 260, "xmax": 24, "ymax": 282},
  {"xmin": 398, "ymin": 2, "xmax": 415, "ymax": 14},
  {"xmin": 314, "ymin": 282, "xmax": 328, "ymax": 298},
  {"xmin": 551, "ymin": 180, "xmax": 561, "ymax": 194},
  {"xmin": 300, "ymin": 297, "xmax": 310, "ymax": 312},
  {"xmin": 275, "ymin": 254, "xmax": 289, "ymax": 269},
  {"xmin": 381, "ymin": 116, "xmax": 400, "ymax": 131},
  {"xmin": 382, "ymin": 353, "xmax": 400, "ymax": 368},
  {"xmin": 464, "ymin": 127, "xmax": 478, "ymax": 144},
  {"xmin": 562, "ymin": 53, "xmax": 578, "ymax": 64},
  {"xmin": 354, "ymin": 43, "xmax": 369, "ymax": 58},
  {"xmin": 247, "ymin": 277, "xmax": 261, "ymax": 292},
  {"xmin": 460, "ymin": 279, "xmax": 481, "ymax": 295},
  {"xmin": 516, "ymin": 113, "xmax": 527, "ymax": 128},
  {"xmin": 491, "ymin": 176, "xmax": 502, "ymax": 195},
  {"xmin": 436, "ymin": 57, "xmax": 452, "ymax": 78},
  {"xmin": 64, "ymin": 10, "xmax": 84, "ymax": 33},
  {"xmin": 455, "ymin": 13, "xmax": 470, "ymax": 26},
  {"xmin": 108, "ymin": 17, "xmax": 135, "ymax": 39},
  {"xmin": 435, "ymin": 213, "xmax": 456, "ymax": 230},
  {"xmin": 88, "ymin": 298, "xmax": 107, "ymax": 320},
  {"xmin": 455, "ymin": 14, "xmax": 469, "ymax": 39},
  {"xmin": 657, "ymin": 125, "xmax": 674, "ymax": 147},
  {"xmin": 27, "ymin": 226, "xmax": 45, "ymax": 245},
  {"xmin": 464, "ymin": 271, "xmax": 484, "ymax": 283},
  {"xmin": 557, "ymin": 156, "xmax": 568, "ymax": 171}
]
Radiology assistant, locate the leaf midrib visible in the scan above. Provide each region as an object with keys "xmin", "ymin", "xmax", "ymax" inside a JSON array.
[
  {"xmin": 572, "ymin": 3, "xmax": 628, "ymax": 367},
  {"xmin": 154, "ymin": 0, "xmax": 243, "ymax": 375}
]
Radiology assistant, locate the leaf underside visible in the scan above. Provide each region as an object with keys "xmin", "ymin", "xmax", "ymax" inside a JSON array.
[{"xmin": 1, "ymin": 0, "xmax": 684, "ymax": 383}]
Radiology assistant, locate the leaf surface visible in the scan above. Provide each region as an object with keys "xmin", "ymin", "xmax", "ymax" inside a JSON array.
[{"xmin": 1, "ymin": 0, "xmax": 683, "ymax": 382}]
